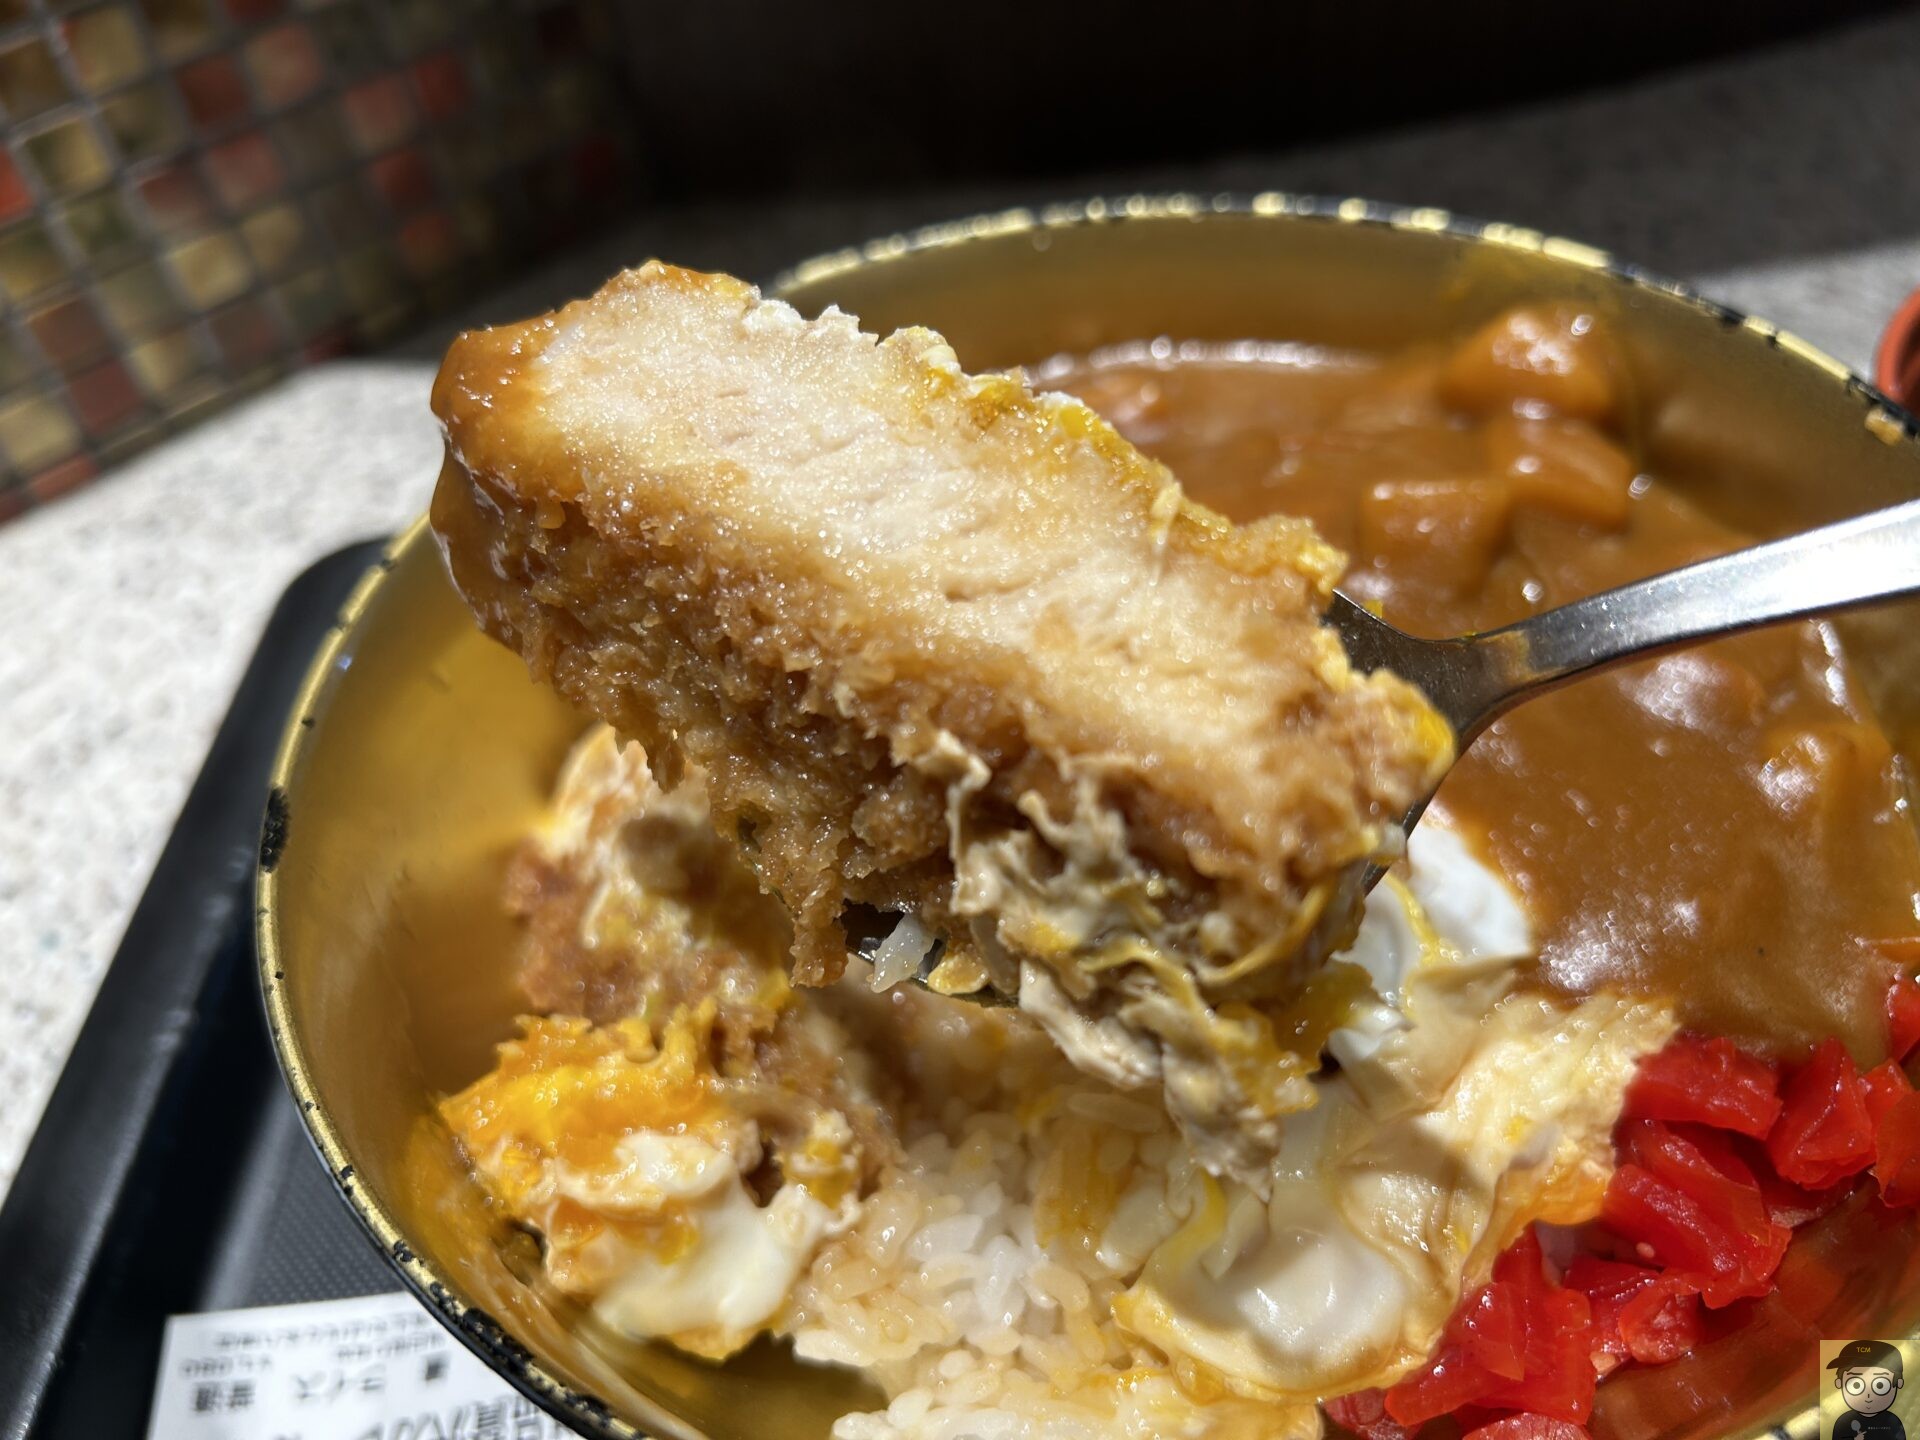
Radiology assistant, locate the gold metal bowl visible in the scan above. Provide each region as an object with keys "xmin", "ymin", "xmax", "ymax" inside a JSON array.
[{"xmin": 258, "ymin": 195, "xmax": 1920, "ymax": 1440}]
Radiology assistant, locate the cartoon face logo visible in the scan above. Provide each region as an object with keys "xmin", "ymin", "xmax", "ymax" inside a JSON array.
[
  {"xmin": 1831, "ymin": 1341, "xmax": 1906, "ymax": 1440},
  {"xmin": 1846, "ymin": 1369, "xmax": 1904, "ymax": 1416}
]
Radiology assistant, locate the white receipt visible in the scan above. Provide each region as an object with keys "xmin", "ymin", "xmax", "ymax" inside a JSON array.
[{"xmin": 146, "ymin": 1291, "xmax": 584, "ymax": 1440}]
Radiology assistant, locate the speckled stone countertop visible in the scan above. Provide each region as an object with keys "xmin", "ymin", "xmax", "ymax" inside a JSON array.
[{"xmin": 2, "ymin": 11, "xmax": 1918, "ymax": 1195}]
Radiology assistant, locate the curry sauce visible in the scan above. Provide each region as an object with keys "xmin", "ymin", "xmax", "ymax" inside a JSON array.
[{"xmin": 1053, "ymin": 309, "xmax": 1920, "ymax": 1060}]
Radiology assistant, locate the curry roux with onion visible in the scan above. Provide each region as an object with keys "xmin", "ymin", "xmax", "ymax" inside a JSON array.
[{"xmin": 1053, "ymin": 306, "xmax": 1920, "ymax": 1061}]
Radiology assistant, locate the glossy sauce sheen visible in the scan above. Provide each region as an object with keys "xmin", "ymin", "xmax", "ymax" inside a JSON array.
[{"xmin": 1052, "ymin": 320, "xmax": 1920, "ymax": 1059}]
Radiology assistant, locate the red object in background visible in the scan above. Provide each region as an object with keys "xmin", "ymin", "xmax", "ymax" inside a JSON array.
[
  {"xmin": 343, "ymin": 73, "xmax": 419, "ymax": 154},
  {"xmin": 1880, "ymin": 286, "xmax": 1920, "ymax": 411},
  {"xmin": 175, "ymin": 54, "xmax": 251, "ymax": 132},
  {"xmin": 66, "ymin": 359, "xmax": 143, "ymax": 435},
  {"xmin": 202, "ymin": 133, "xmax": 285, "ymax": 210},
  {"xmin": 137, "ymin": 166, "xmax": 216, "ymax": 233},
  {"xmin": 368, "ymin": 148, "xmax": 436, "ymax": 213},
  {"xmin": 29, "ymin": 296, "xmax": 112, "ymax": 372},
  {"xmin": 0, "ymin": 151, "xmax": 31, "ymax": 222},
  {"xmin": 0, "ymin": 0, "xmax": 643, "ymax": 526},
  {"xmin": 411, "ymin": 51, "xmax": 471, "ymax": 120}
]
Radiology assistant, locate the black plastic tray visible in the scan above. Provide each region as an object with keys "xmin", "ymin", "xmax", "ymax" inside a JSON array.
[{"xmin": 0, "ymin": 541, "xmax": 401, "ymax": 1438}]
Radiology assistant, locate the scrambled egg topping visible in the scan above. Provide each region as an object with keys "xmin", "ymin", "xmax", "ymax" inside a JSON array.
[
  {"xmin": 437, "ymin": 728, "xmax": 1674, "ymax": 1416},
  {"xmin": 1114, "ymin": 985, "xmax": 1671, "ymax": 1398},
  {"xmin": 941, "ymin": 752, "xmax": 1382, "ymax": 1185},
  {"xmin": 440, "ymin": 1002, "xmax": 863, "ymax": 1360},
  {"xmin": 441, "ymin": 730, "xmax": 867, "ymax": 1359},
  {"xmin": 1037, "ymin": 825, "xmax": 1675, "ymax": 1400}
]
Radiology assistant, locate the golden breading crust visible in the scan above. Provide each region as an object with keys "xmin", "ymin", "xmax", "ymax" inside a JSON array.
[{"xmin": 430, "ymin": 261, "xmax": 1451, "ymax": 1174}]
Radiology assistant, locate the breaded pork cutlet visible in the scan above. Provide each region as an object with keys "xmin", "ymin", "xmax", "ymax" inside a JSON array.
[{"xmin": 430, "ymin": 261, "xmax": 1451, "ymax": 1177}]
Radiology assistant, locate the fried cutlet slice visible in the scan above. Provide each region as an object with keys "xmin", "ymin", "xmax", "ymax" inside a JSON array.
[{"xmin": 429, "ymin": 261, "xmax": 1451, "ymax": 1178}]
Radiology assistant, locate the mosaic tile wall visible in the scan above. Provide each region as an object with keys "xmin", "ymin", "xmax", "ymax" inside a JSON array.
[{"xmin": 0, "ymin": 0, "xmax": 632, "ymax": 521}]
